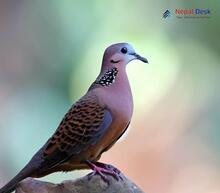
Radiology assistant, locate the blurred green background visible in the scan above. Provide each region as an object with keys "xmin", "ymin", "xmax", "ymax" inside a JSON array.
[{"xmin": 0, "ymin": 0, "xmax": 220, "ymax": 193}]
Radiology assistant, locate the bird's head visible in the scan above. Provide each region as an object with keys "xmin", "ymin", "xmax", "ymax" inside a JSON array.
[{"xmin": 102, "ymin": 43, "xmax": 148, "ymax": 68}]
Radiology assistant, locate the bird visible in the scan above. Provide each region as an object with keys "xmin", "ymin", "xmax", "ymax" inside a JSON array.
[{"xmin": 0, "ymin": 43, "xmax": 148, "ymax": 193}]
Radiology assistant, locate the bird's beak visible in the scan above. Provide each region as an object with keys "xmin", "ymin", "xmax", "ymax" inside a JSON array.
[{"xmin": 129, "ymin": 53, "xmax": 148, "ymax": 63}]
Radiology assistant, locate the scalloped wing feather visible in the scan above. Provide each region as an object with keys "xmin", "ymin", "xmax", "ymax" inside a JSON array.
[{"xmin": 41, "ymin": 95, "xmax": 112, "ymax": 169}]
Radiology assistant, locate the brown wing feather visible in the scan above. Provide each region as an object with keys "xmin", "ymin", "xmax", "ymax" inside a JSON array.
[{"xmin": 41, "ymin": 94, "xmax": 112, "ymax": 170}]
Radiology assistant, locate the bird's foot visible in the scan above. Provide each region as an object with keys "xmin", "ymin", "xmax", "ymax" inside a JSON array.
[
  {"xmin": 86, "ymin": 160, "xmax": 123, "ymax": 183},
  {"xmin": 94, "ymin": 161, "xmax": 122, "ymax": 177}
]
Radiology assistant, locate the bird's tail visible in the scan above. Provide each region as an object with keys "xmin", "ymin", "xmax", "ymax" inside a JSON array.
[{"xmin": 0, "ymin": 162, "xmax": 38, "ymax": 193}]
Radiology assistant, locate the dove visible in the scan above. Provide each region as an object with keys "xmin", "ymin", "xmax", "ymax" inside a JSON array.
[{"xmin": 0, "ymin": 43, "xmax": 148, "ymax": 193}]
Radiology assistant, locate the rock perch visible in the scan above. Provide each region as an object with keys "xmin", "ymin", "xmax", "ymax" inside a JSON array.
[{"xmin": 16, "ymin": 172, "xmax": 145, "ymax": 193}]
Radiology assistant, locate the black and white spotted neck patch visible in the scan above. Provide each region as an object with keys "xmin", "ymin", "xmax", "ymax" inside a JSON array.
[{"xmin": 97, "ymin": 67, "xmax": 118, "ymax": 86}]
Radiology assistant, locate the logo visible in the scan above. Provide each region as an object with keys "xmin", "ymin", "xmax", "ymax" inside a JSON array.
[
  {"xmin": 163, "ymin": 8, "xmax": 211, "ymax": 19},
  {"xmin": 163, "ymin": 10, "xmax": 172, "ymax": 18}
]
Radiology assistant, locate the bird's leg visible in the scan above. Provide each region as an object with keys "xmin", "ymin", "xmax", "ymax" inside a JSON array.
[
  {"xmin": 93, "ymin": 161, "xmax": 122, "ymax": 176},
  {"xmin": 86, "ymin": 160, "xmax": 123, "ymax": 183}
]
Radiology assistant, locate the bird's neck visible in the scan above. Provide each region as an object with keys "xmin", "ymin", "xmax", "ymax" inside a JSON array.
[
  {"xmin": 111, "ymin": 66, "xmax": 131, "ymax": 92},
  {"xmin": 91, "ymin": 65, "xmax": 130, "ymax": 90},
  {"xmin": 97, "ymin": 65, "xmax": 133, "ymax": 104},
  {"xmin": 88, "ymin": 65, "xmax": 133, "ymax": 120},
  {"xmin": 105, "ymin": 66, "xmax": 134, "ymax": 120}
]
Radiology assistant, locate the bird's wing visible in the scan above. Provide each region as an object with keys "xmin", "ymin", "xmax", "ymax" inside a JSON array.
[{"xmin": 41, "ymin": 94, "xmax": 112, "ymax": 170}]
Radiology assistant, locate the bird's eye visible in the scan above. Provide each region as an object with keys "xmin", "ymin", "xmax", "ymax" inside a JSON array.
[{"xmin": 121, "ymin": 47, "xmax": 127, "ymax": 54}]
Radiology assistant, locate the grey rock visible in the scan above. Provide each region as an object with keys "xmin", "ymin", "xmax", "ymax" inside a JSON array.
[{"xmin": 15, "ymin": 173, "xmax": 145, "ymax": 193}]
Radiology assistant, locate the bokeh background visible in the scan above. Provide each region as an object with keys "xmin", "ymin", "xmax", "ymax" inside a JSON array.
[{"xmin": 0, "ymin": 1, "xmax": 220, "ymax": 193}]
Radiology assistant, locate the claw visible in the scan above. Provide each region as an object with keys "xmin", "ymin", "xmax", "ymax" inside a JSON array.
[
  {"xmin": 88, "ymin": 169, "xmax": 108, "ymax": 182},
  {"xmin": 86, "ymin": 160, "xmax": 123, "ymax": 183}
]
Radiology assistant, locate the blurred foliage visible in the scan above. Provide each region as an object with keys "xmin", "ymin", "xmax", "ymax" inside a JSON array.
[{"xmin": 0, "ymin": 0, "xmax": 219, "ymax": 192}]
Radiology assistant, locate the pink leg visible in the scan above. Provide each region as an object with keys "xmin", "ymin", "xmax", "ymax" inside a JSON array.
[
  {"xmin": 94, "ymin": 161, "xmax": 122, "ymax": 175},
  {"xmin": 86, "ymin": 160, "xmax": 123, "ymax": 183}
]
